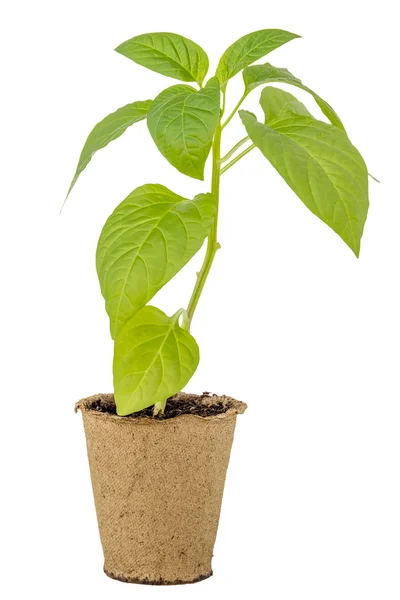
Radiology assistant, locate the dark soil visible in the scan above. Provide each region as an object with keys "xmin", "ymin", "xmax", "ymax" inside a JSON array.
[{"xmin": 87, "ymin": 392, "xmax": 233, "ymax": 420}]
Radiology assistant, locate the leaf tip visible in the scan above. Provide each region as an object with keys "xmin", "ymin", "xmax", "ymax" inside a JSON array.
[
  {"xmin": 238, "ymin": 109, "xmax": 256, "ymax": 122},
  {"xmin": 59, "ymin": 188, "xmax": 72, "ymax": 214},
  {"xmin": 206, "ymin": 75, "xmax": 220, "ymax": 87},
  {"xmin": 114, "ymin": 41, "xmax": 127, "ymax": 56},
  {"xmin": 59, "ymin": 197, "xmax": 67, "ymax": 215},
  {"xmin": 351, "ymin": 243, "xmax": 361, "ymax": 258},
  {"xmin": 191, "ymin": 170, "xmax": 205, "ymax": 181},
  {"xmin": 60, "ymin": 175, "xmax": 78, "ymax": 213}
]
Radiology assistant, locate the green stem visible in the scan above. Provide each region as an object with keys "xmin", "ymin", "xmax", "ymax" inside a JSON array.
[
  {"xmin": 221, "ymin": 143, "xmax": 255, "ymax": 175},
  {"xmin": 221, "ymin": 88, "xmax": 227, "ymax": 116},
  {"xmin": 183, "ymin": 86, "xmax": 250, "ymax": 329},
  {"xmin": 184, "ymin": 122, "xmax": 222, "ymax": 329},
  {"xmin": 221, "ymin": 91, "xmax": 247, "ymax": 130},
  {"xmin": 153, "ymin": 397, "xmax": 167, "ymax": 416},
  {"xmin": 220, "ymin": 136, "xmax": 250, "ymax": 163}
]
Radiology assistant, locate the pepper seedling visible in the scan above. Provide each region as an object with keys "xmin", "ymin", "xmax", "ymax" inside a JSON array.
[{"xmin": 66, "ymin": 30, "xmax": 370, "ymax": 416}]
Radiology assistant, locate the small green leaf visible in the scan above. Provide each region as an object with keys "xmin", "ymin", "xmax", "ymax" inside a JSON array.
[
  {"xmin": 240, "ymin": 109, "xmax": 369, "ymax": 256},
  {"xmin": 260, "ymin": 86, "xmax": 312, "ymax": 123},
  {"xmin": 243, "ymin": 63, "xmax": 344, "ymax": 130},
  {"xmin": 243, "ymin": 63, "xmax": 302, "ymax": 92},
  {"xmin": 115, "ymin": 32, "xmax": 209, "ymax": 86},
  {"xmin": 66, "ymin": 100, "xmax": 151, "ymax": 199},
  {"xmin": 215, "ymin": 29, "xmax": 300, "ymax": 86},
  {"xmin": 147, "ymin": 77, "xmax": 220, "ymax": 180},
  {"xmin": 113, "ymin": 306, "xmax": 199, "ymax": 415},
  {"xmin": 97, "ymin": 184, "xmax": 216, "ymax": 338}
]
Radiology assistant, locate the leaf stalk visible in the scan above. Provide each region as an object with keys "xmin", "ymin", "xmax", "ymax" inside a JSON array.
[
  {"xmin": 221, "ymin": 91, "xmax": 247, "ymax": 129},
  {"xmin": 221, "ymin": 143, "xmax": 255, "ymax": 175},
  {"xmin": 220, "ymin": 136, "xmax": 250, "ymax": 163}
]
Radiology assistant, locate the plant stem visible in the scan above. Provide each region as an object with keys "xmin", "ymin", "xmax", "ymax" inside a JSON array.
[
  {"xmin": 153, "ymin": 397, "xmax": 167, "ymax": 416},
  {"xmin": 184, "ymin": 122, "xmax": 222, "ymax": 330},
  {"xmin": 220, "ymin": 143, "xmax": 255, "ymax": 175},
  {"xmin": 221, "ymin": 91, "xmax": 247, "ymax": 130},
  {"xmin": 221, "ymin": 88, "xmax": 227, "ymax": 115},
  {"xmin": 220, "ymin": 136, "xmax": 250, "ymax": 163},
  {"xmin": 183, "ymin": 85, "xmax": 249, "ymax": 329}
]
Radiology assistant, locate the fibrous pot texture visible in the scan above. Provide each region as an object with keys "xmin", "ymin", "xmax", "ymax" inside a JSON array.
[{"xmin": 76, "ymin": 392, "xmax": 246, "ymax": 585}]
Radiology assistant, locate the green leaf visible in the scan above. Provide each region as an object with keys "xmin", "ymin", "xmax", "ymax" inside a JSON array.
[
  {"xmin": 147, "ymin": 77, "xmax": 220, "ymax": 179},
  {"xmin": 115, "ymin": 32, "xmax": 209, "ymax": 86},
  {"xmin": 243, "ymin": 63, "xmax": 344, "ymax": 130},
  {"xmin": 215, "ymin": 29, "xmax": 300, "ymax": 86},
  {"xmin": 97, "ymin": 184, "xmax": 216, "ymax": 338},
  {"xmin": 239, "ymin": 109, "xmax": 368, "ymax": 256},
  {"xmin": 259, "ymin": 86, "xmax": 313, "ymax": 123},
  {"xmin": 113, "ymin": 306, "xmax": 199, "ymax": 415},
  {"xmin": 66, "ymin": 100, "xmax": 151, "ymax": 199}
]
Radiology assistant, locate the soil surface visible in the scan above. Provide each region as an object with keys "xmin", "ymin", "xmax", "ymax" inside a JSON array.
[{"xmin": 86, "ymin": 392, "xmax": 235, "ymax": 420}]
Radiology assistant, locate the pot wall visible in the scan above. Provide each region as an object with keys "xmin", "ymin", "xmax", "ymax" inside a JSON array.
[{"xmin": 77, "ymin": 393, "xmax": 246, "ymax": 584}]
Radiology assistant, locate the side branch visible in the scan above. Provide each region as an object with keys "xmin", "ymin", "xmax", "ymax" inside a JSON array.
[
  {"xmin": 220, "ymin": 136, "xmax": 250, "ymax": 163},
  {"xmin": 221, "ymin": 91, "xmax": 247, "ymax": 130},
  {"xmin": 220, "ymin": 144, "xmax": 255, "ymax": 175}
]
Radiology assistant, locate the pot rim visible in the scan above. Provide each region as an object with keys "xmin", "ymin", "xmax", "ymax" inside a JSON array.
[{"xmin": 75, "ymin": 392, "xmax": 247, "ymax": 424}]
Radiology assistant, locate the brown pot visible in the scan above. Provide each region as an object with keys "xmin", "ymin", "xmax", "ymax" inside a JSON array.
[{"xmin": 76, "ymin": 392, "xmax": 247, "ymax": 585}]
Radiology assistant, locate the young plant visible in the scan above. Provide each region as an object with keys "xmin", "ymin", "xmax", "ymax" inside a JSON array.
[{"xmin": 67, "ymin": 30, "xmax": 370, "ymax": 416}]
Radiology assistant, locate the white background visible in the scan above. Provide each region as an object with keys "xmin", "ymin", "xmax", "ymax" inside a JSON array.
[{"xmin": 1, "ymin": 0, "xmax": 399, "ymax": 598}]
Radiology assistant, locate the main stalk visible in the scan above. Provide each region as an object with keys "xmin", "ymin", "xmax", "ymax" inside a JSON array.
[
  {"xmin": 184, "ymin": 120, "xmax": 222, "ymax": 330},
  {"xmin": 154, "ymin": 113, "xmax": 223, "ymax": 415}
]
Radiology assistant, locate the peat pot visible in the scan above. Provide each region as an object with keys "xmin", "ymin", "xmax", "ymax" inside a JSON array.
[{"xmin": 76, "ymin": 392, "xmax": 247, "ymax": 585}]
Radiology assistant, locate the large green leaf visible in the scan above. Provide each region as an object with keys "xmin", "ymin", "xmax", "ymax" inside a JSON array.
[
  {"xmin": 147, "ymin": 77, "xmax": 220, "ymax": 179},
  {"xmin": 115, "ymin": 32, "xmax": 209, "ymax": 86},
  {"xmin": 259, "ymin": 86, "xmax": 313, "ymax": 123},
  {"xmin": 215, "ymin": 29, "xmax": 300, "ymax": 87},
  {"xmin": 113, "ymin": 306, "xmax": 199, "ymax": 415},
  {"xmin": 66, "ymin": 100, "xmax": 151, "ymax": 198},
  {"xmin": 239, "ymin": 109, "xmax": 369, "ymax": 256},
  {"xmin": 243, "ymin": 63, "xmax": 344, "ymax": 130},
  {"xmin": 97, "ymin": 184, "xmax": 216, "ymax": 338}
]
